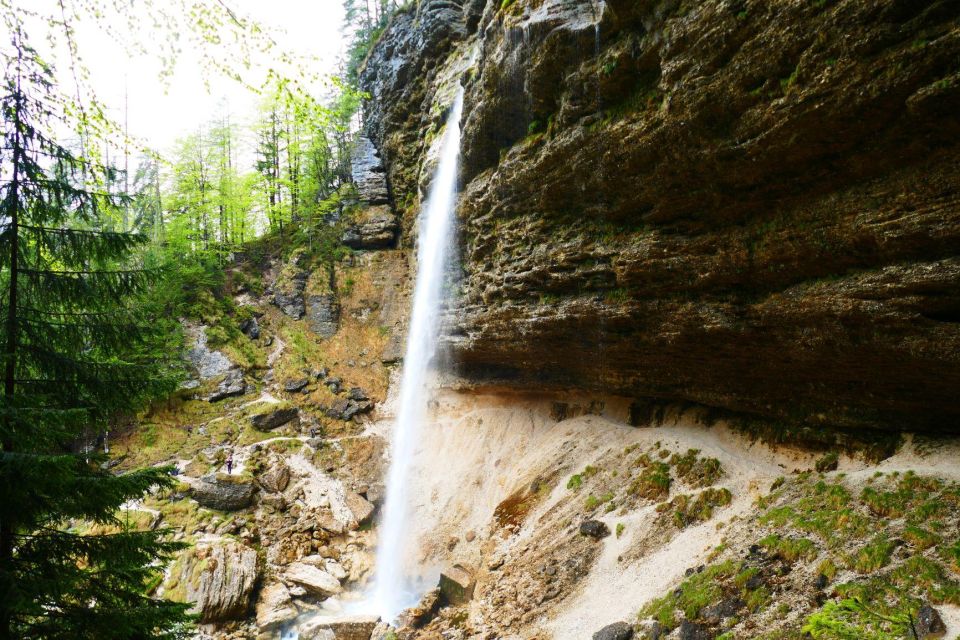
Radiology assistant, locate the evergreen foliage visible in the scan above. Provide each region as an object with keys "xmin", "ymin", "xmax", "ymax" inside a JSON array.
[{"xmin": 0, "ymin": 25, "xmax": 191, "ymax": 640}]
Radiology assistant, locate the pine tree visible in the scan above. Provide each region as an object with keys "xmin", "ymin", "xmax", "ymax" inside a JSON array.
[{"xmin": 0, "ymin": 26, "xmax": 192, "ymax": 640}]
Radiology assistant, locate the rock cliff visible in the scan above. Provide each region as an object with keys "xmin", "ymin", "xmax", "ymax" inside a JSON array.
[{"xmin": 361, "ymin": 0, "xmax": 960, "ymax": 433}]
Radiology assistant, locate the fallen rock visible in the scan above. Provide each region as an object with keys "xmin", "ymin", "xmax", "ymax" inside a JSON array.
[
  {"xmin": 326, "ymin": 398, "xmax": 374, "ymax": 421},
  {"xmin": 364, "ymin": 483, "xmax": 385, "ymax": 506},
  {"xmin": 347, "ymin": 386, "xmax": 369, "ymax": 401},
  {"xmin": 257, "ymin": 461, "xmax": 291, "ymax": 493},
  {"xmin": 191, "ymin": 477, "xmax": 255, "ymax": 511},
  {"xmin": 284, "ymin": 562, "xmax": 342, "ymax": 598},
  {"xmin": 250, "ymin": 405, "xmax": 300, "ymax": 431},
  {"xmin": 239, "ymin": 316, "xmax": 260, "ymax": 340},
  {"xmin": 169, "ymin": 541, "xmax": 259, "ymax": 622},
  {"xmin": 438, "ymin": 564, "xmax": 475, "ymax": 605},
  {"xmin": 399, "ymin": 588, "xmax": 440, "ymax": 628},
  {"xmin": 208, "ymin": 368, "xmax": 246, "ymax": 402},
  {"xmin": 677, "ymin": 620, "xmax": 711, "ymax": 640},
  {"xmin": 917, "ymin": 604, "xmax": 946, "ymax": 638},
  {"xmin": 284, "ymin": 377, "xmax": 310, "ymax": 393},
  {"xmin": 593, "ymin": 622, "xmax": 634, "ymax": 640},
  {"xmin": 580, "ymin": 520, "xmax": 610, "ymax": 539},
  {"xmin": 255, "ymin": 581, "xmax": 298, "ymax": 629},
  {"xmin": 345, "ymin": 491, "xmax": 375, "ymax": 526},
  {"xmin": 635, "ymin": 620, "xmax": 664, "ymax": 640},
  {"xmin": 301, "ymin": 615, "xmax": 381, "ymax": 640}
]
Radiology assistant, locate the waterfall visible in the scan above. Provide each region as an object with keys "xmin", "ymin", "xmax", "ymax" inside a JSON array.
[{"xmin": 371, "ymin": 87, "xmax": 465, "ymax": 622}]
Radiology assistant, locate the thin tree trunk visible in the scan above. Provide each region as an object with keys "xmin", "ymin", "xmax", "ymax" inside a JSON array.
[{"xmin": 1, "ymin": 35, "xmax": 24, "ymax": 640}]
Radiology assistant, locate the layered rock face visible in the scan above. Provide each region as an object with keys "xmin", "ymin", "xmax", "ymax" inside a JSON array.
[{"xmin": 362, "ymin": 0, "xmax": 960, "ymax": 432}]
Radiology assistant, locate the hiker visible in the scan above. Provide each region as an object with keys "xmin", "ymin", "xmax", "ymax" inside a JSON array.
[
  {"xmin": 226, "ymin": 453, "xmax": 233, "ymax": 475},
  {"xmin": 309, "ymin": 427, "xmax": 317, "ymax": 438}
]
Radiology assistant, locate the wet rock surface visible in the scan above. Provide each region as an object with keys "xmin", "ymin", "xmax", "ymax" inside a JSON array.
[{"xmin": 362, "ymin": 0, "xmax": 960, "ymax": 433}]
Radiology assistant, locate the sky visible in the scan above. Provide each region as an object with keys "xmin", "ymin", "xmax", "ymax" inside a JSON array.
[{"xmin": 53, "ymin": 0, "xmax": 348, "ymax": 153}]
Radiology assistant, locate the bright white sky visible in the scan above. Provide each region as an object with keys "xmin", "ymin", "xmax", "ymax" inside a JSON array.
[{"xmin": 60, "ymin": 0, "xmax": 347, "ymax": 154}]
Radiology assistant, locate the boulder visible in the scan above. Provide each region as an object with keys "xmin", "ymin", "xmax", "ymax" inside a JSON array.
[
  {"xmin": 239, "ymin": 316, "xmax": 260, "ymax": 340},
  {"xmin": 307, "ymin": 293, "xmax": 341, "ymax": 339},
  {"xmin": 677, "ymin": 620, "xmax": 711, "ymax": 640},
  {"xmin": 363, "ymin": 483, "xmax": 385, "ymax": 507},
  {"xmin": 257, "ymin": 461, "xmax": 291, "ymax": 493},
  {"xmin": 347, "ymin": 387, "xmax": 369, "ymax": 401},
  {"xmin": 190, "ymin": 476, "xmax": 255, "ymax": 511},
  {"xmin": 580, "ymin": 520, "xmax": 610, "ymax": 539},
  {"xmin": 301, "ymin": 615, "xmax": 381, "ymax": 640},
  {"xmin": 345, "ymin": 491, "xmax": 375, "ymax": 526},
  {"xmin": 917, "ymin": 604, "xmax": 946, "ymax": 638},
  {"xmin": 326, "ymin": 398, "xmax": 374, "ymax": 421},
  {"xmin": 172, "ymin": 541, "xmax": 259, "ymax": 622},
  {"xmin": 250, "ymin": 405, "xmax": 300, "ymax": 431},
  {"xmin": 208, "ymin": 368, "xmax": 246, "ymax": 402},
  {"xmin": 399, "ymin": 588, "xmax": 441, "ymax": 628},
  {"xmin": 284, "ymin": 562, "xmax": 342, "ymax": 598},
  {"xmin": 284, "ymin": 377, "xmax": 310, "ymax": 393},
  {"xmin": 255, "ymin": 581, "xmax": 298, "ymax": 629},
  {"xmin": 593, "ymin": 622, "xmax": 634, "ymax": 640},
  {"xmin": 191, "ymin": 477, "xmax": 255, "ymax": 511},
  {"xmin": 438, "ymin": 564, "xmax": 475, "ymax": 605}
]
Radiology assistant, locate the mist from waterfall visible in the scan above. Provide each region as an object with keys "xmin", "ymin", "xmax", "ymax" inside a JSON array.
[{"xmin": 371, "ymin": 87, "xmax": 465, "ymax": 622}]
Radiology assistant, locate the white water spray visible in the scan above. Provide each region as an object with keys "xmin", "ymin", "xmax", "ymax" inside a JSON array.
[{"xmin": 371, "ymin": 88, "xmax": 465, "ymax": 621}]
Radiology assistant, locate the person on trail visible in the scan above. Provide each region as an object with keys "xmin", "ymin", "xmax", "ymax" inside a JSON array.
[
  {"xmin": 309, "ymin": 427, "xmax": 317, "ymax": 438},
  {"xmin": 226, "ymin": 453, "xmax": 233, "ymax": 475}
]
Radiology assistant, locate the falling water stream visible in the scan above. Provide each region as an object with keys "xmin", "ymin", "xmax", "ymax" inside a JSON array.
[{"xmin": 370, "ymin": 87, "xmax": 465, "ymax": 622}]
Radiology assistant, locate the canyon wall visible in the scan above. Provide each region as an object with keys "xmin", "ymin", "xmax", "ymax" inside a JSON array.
[{"xmin": 361, "ymin": 0, "xmax": 960, "ymax": 433}]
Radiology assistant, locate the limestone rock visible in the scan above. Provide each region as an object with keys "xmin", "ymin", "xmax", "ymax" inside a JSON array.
[
  {"xmin": 341, "ymin": 205, "xmax": 398, "ymax": 250},
  {"xmin": 186, "ymin": 325, "xmax": 234, "ymax": 380},
  {"xmin": 191, "ymin": 477, "xmax": 255, "ymax": 511},
  {"xmin": 580, "ymin": 520, "xmax": 610, "ymax": 539},
  {"xmin": 438, "ymin": 564, "xmax": 475, "ymax": 605},
  {"xmin": 257, "ymin": 461, "xmax": 291, "ymax": 493},
  {"xmin": 593, "ymin": 622, "xmax": 633, "ymax": 640},
  {"xmin": 344, "ymin": 491, "xmax": 375, "ymax": 526},
  {"xmin": 284, "ymin": 562, "xmax": 342, "ymax": 598},
  {"xmin": 255, "ymin": 581, "xmax": 298, "ymax": 629},
  {"xmin": 284, "ymin": 377, "xmax": 310, "ymax": 393},
  {"xmin": 207, "ymin": 368, "xmax": 246, "ymax": 402},
  {"xmin": 173, "ymin": 541, "xmax": 259, "ymax": 622},
  {"xmin": 272, "ymin": 252, "xmax": 308, "ymax": 319},
  {"xmin": 917, "ymin": 604, "xmax": 946, "ymax": 638},
  {"xmin": 301, "ymin": 615, "xmax": 381, "ymax": 640},
  {"xmin": 250, "ymin": 405, "xmax": 300, "ymax": 431},
  {"xmin": 307, "ymin": 293, "xmax": 341, "ymax": 338},
  {"xmin": 351, "ymin": 137, "xmax": 390, "ymax": 204},
  {"xmin": 239, "ymin": 316, "xmax": 260, "ymax": 340},
  {"xmin": 361, "ymin": 0, "xmax": 960, "ymax": 433}
]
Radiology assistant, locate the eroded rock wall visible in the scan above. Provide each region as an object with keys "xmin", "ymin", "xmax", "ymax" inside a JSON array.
[{"xmin": 362, "ymin": 0, "xmax": 960, "ymax": 432}]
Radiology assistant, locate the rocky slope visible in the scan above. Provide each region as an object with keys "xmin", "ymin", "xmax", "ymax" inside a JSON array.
[{"xmin": 360, "ymin": 0, "xmax": 960, "ymax": 434}]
